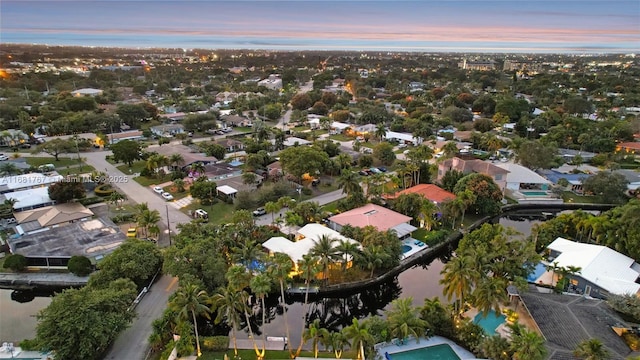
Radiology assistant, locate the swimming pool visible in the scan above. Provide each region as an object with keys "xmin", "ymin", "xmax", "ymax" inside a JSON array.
[
  {"xmin": 527, "ymin": 262, "xmax": 547, "ymax": 282},
  {"xmin": 401, "ymin": 245, "xmax": 412, "ymax": 253},
  {"xmin": 521, "ymin": 190, "xmax": 549, "ymax": 196},
  {"xmin": 473, "ymin": 310, "xmax": 506, "ymax": 335},
  {"xmin": 388, "ymin": 344, "xmax": 461, "ymax": 360}
]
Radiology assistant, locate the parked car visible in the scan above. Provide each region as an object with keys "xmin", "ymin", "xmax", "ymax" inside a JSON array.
[
  {"xmin": 0, "ymin": 154, "xmax": 8, "ymax": 161},
  {"xmin": 126, "ymin": 228, "xmax": 137, "ymax": 238},
  {"xmin": 161, "ymin": 192, "xmax": 174, "ymax": 201},
  {"xmin": 377, "ymin": 166, "xmax": 387, "ymax": 172},
  {"xmin": 194, "ymin": 209, "xmax": 209, "ymax": 222},
  {"xmin": 253, "ymin": 207, "xmax": 266, "ymax": 216},
  {"xmin": 153, "ymin": 186, "xmax": 164, "ymax": 194},
  {"xmin": 370, "ymin": 167, "xmax": 382, "ymax": 174},
  {"xmin": 311, "ymin": 179, "xmax": 320, "ymax": 186},
  {"xmin": 358, "ymin": 170, "xmax": 369, "ymax": 176}
]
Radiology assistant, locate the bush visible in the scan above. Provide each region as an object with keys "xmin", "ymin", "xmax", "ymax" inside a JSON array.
[
  {"xmin": 68, "ymin": 256, "xmax": 93, "ymax": 276},
  {"xmin": 3, "ymin": 254, "xmax": 27, "ymax": 271},
  {"xmin": 94, "ymin": 184, "xmax": 115, "ymax": 197},
  {"xmin": 111, "ymin": 213, "xmax": 136, "ymax": 224},
  {"xmin": 202, "ymin": 336, "xmax": 229, "ymax": 351},
  {"xmin": 301, "ymin": 187, "xmax": 313, "ymax": 196},
  {"xmin": 623, "ymin": 332, "xmax": 640, "ymax": 351},
  {"xmin": 78, "ymin": 196, "xmax": 103, "ymax": 206}
]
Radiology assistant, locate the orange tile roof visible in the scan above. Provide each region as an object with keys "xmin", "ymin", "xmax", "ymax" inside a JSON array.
[
  {"xmin": 328, "ymin": 204, "xmax": 411, "ymax": 232},
  {"xmin": 618, "ymin": 142, "xmax": 640, "ymax": 151},
  {"xmin": 386, "ymin": 184, "xmax": 456, "ymax": 204}
]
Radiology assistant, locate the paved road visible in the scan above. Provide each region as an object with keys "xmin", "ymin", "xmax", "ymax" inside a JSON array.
[{"xmin": 104, "ymin": 275, "xmax": 178, "ymax": 360}]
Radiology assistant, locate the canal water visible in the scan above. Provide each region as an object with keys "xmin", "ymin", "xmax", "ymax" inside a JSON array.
[{"xmin": 0, "ymin": 215, "xmax": 542, "ymax": 345}]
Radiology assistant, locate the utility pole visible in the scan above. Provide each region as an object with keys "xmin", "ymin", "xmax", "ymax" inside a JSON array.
[{"xmin": 165, "ymin": 205, "xmax": 171, "ymax": 246}]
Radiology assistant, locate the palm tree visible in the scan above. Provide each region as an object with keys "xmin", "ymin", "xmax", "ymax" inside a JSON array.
[
  {"xmin": 358, "ymin": 245, "xmax": 388, "ymax": 278},
  {"xmin": 174, "ymin": 179, "xmax": 185, "ymax": 192},
  {"xmin": 472, "ymin": 277, "xmax": 508, "ymax": 317},
  {"xmin": 418, "ymin": 200, "xmax": 438, "ymax": 231},
  {"xmin": 328, "ymin": 331, "xmax": 350, "ymax": 359},
  {"xmin": 190, "ymin": 162, "xmax": 206, "ymax": 177},
  {"xmin": 230, "ymin": 239, "xmax": 264, "ymax": 266},
  {"xmin": 169, "ymin": 284, "xmax": 210, "ymax": 357},
  {"xmin": 250, "ymin": 273, "xmax": 271, "ymax": 360},
  {"xmin": 303, "ymin": 319, "xmax": 330, "ymax": 358},
  {"xmin": 264, "ymin": 201, "xmax": 281, "ymax": 225},
  {"xmin": 510, "ymin": 328, "xmax": 547, "ymax": 360},
  {"xmin": 310, "ymin": 235, "xmax": 340, "ymax": 283},
  {"xmin": 440, "ymin": 255, "xmax": 477, "ymax": 315},
  {"xmin": 137, "ymin": 209, "xmax": 161, "ymax": 238},
  {"xmin": 342, "ymin": 318, "xmax": 374, "ymax": 360},
  {"xmin": 337, "ymin": 169, "xmax": 362, "ymax": 196},
  {"xmin": 169, "ymin": 153, "xmax": 185, "ymax": 169},
  {"xmin": 0, "ymin": 162, "xmax": 20, "ymax": 176},
  {"xmin": 442, "ymin": 198, "xmax": 465, "ymax": 230},
  {"xmin": 385, "ymin": 297, "xmax": 428, "ymax": 343},
  {"xmin": 442, "ymin": 141, "xmax": 459, "ymax": 158},
  {"xmin": 573, "ymin": 338, "xmax": 610, "ymax": 360},
  {"xmin": 294, "ymin": 255, "xmax": 321, "ymax": 357},
  {"xmin": 210, "ymin": 285, "xmax": 246, "ymax": 357},
  {"xmin": 480, "ymin": 335, "xmax": 512, "ymax": 360},
  {"xmin": 457, "ymin": 189, "xmax": 477, "ymax": 226},
  {"xmin": 109, "ymin": 191, "xmax": 126, "ymax": 209},
  {"xmin": 267, "ymin": 253, "xmax": 294, "ymax": 357},
  {"xmin": 335, "ymin": 240, "xmax": 361, "ymax": 272},
  {"xmin": 335, "ymin": 153, "xmax": 353, "ymax": 170},
  {"xmin": 226, "ymin": 266, "xmax": 261, "ymax": 357},
  {"xmin": 374, "ymin": 123, "xmax": 387, "ymax": 142}
]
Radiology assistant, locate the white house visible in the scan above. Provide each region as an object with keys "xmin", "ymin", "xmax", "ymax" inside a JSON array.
[
  {"xmin": 258, "ymin": 75, "xmax": 283, "ymax": 90},
  {"xmin": 384, "ymin": 131, "xmax": 421, "ymax": 145},
  {"xmin": 494, "ymin": 163, "xmax": 552, "ymax": 191},
  {"xmin": 150, "ymin": 124, "xmax": 185, "ymax": 137},
  {"xmin": 0, "ymin": 173, "xmax": 64, "ymax": 194},
  {"xmin": 71, "ymin": 88, "xmax": 103, "ymax": 97},
  {"xmin": 545, "ymin": 238, "xmax": 640, "ymax": 298},
  {"xmin": 4, "ymin": 187, "xmax": 55, "ymax": 212}
]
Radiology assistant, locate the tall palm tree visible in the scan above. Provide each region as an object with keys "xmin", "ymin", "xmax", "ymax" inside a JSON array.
[
  {"xmin": 174, "ymin": 179, "xmax": 185, "ymax": 192},
  {"xmin": 169, "ymin": 153, "xmax": 185, "ymax": 169},
  {"xmin": 342, "ymin": 318, "xmax": 374, "ymax": 360},
  {"xmin": 358, "ymin": 245, "xmax": 388, "ymax": 278},
  {"xmin": 480, "ymin": 335, "xmax": 512, "ymax": 360},
  {"xmin": 226, "ymin": 265, "xmax": 261, "ymax": 357},
  {"xmin": 573, "ymin": 338, "xmax": 610, "ymax": 360},
  {"xmin": 374, "ymin": 123, "xmax": 387, "ymax": 142},
  {"xmin": 457, "ymin": 189, "xmax": 477, "ymax": 226},
  {"xmin": 310, "ymin": 235, "xmax": 340, "ymax": 283},
  {"xmin": 264, "ymin": 201, "xmax": 281, "ymax": 225},
  {"xmin": 442, "ymin": 198, "xmax": 465, "ymax": 230},
  {"xmin": 328, "ymin": 331, "xmax": 350, "ymax": 359},
  {"xmin": 510, "ymin": 328, "xmax": 547, "ymax": 360},
  {"xmin": 295, "ymin": 255, "xmax": 321, "ymax": 357},
  {"xmin": 137, "ymin": 209, "xmax": 161, "ymax": 238},
  {"xmin": 0, "ymin": 163, "xmax": 20, "ymax": 176},
  {"xmin": 418, "ymin": 200, "xmax": 438, "ymax": 231},
  {"xmin": 109, "ymin": 191, "xmax": 126, "ymax": 209},
  {"xmin": 335, "ymin": 240, "xmax": 361, "ymax": 272},
  {"xmin": 442, "ymin": 141, "xmax": 459, "ymax": 158},
  {"xmin": 210, "ymin": 285, "xmax": 246, "ymax": 357},
  {"xmin": 190, "ymin": 162, "xmax": 206, "ymax": 177},
  {"xmin": 440, "ymin": 255, "xmax": 477, "ymax": 315},
  {"xmin": 472, "ymin": 277, "xmax": 508, "ymax": 317},
  {"xmin": 169, "ymin": 284, "xmax": 210, "ymax": 357},
  {"xmin": 267, "ymin": 253, "xmax": 294, "ymax": 357},
  {"xmin": 250, "ymin": 273, "xmax": 272, "ymax": 360},
  {"xmin": 303, "ymin": 319, "xmax": 330, "ymax": 358},
  {"xmin": 230, "ymin": 240, "xmax": 264, "ymax": 267},
  {"xmin": 337, "ymin": 169, "xmax": 362, "ymax": 196},
  {"xmin": 335, "ymin": 153, "xmax": 353, "ymax": 170},
  {"xmin": 385, "ymin": 297, "xmax": 428, "ymax": 343}
]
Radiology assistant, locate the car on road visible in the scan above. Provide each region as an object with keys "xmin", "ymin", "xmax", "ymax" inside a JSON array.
[
  {"xmin": 0, "ymin": 154, "xmax": 8, "ymax": 161},
  {"xmin": 161, "ymin": 192, "xmax": 174, "ymax": 201},
  {"xmin": 253, "ymin": 207, "xmax": 266, "ymax": 216},
  {"xmin": 153, "ymin": 186, "xmax": 164, "ymax": 194}
]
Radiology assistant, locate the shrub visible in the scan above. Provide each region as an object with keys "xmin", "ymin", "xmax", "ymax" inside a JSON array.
[
  {"xmin": 78, "ymin": 196, "xmax": 103, "ymax": 206},
  {"xmin": 111, "ymin": 213, "xmax": 136, "ymax": 224},
  {"xmin": 623, "ymin": 332, "xmax": 640, "ymax": 351},
  {"xmin": 68, "ymin": 256, "xmax": 93, "ymax": 276},
  {"xmin": 94, "ymin": 184, "xmax": 115, "ymax": 197},
  {"xmin": 3, "ymin": 254, "xmax": 27, "ymax": 271},
  {"xmin": 301, "ymin": 187, "xmax": 313, "ymax": 196},
  {"xmin": 202, "ymin": 336, "xmax": 229, "ymax": 351}
]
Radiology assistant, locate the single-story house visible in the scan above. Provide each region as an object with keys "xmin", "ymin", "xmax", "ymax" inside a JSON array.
[
  {"xmin": 201, "ymin": 162, "xmax": 243, "ymax": 181},
  {"xmin": 216, "ymin": 185, "xmax": 238, "ymax": 199},
  {"xmin": 617, "ymin": 142, "xmax": 640, "ymax": 154},
  {"xmin": 544, "ymin": 237, "xmax": 640, "ymax": 298},
  {"xmin": 150, "ymin": 124, "xmax": 185, "ymax": 137},
  {"xmin": 108, "ymin": 130, "xmax": 144, "ymax": 144},
  {"xmin": 0, "ymin": 129, "xmax": 29, "ymax": 147},
  {"xmin": 262, "ymin": 223, "xmax": 360, "ymax": 272},
  {"xmin": 153, "ymin": 144, "xmax": 218, "ymax": 168},
  {"xmin": 7, "ymin": 218, "xmax": 126, "ymax": 267},
  {"xmin": 14, "ymin": 203, "xmax": 94, "ymax": 234},
  {"xmin": 159, "ymin": 112, "xmax": 187, "ymax": 122},
  {"xmin": 4, "ymin": 158, "xmax": 31, "ymax": 173},
  {"xmin": 215, "ymin": 138, "xmax": 245, "ymax": 153},
  {"xmin": 328, "ymin": 203, "xmax": 416, "ymax": 239},
  {"xmin": 614, "ymin": 169, "xmax": 640, "ymax": 191},
  {"xmin": 71, "ymin": 88, "xmax": 103, "ymax": 97},
  {"xmin": 538, "ymin": 169, "xmax": 591, "ymax": 193},
  {"xmin": 437, "ymin": 157, "xmax": 509, "ymax": 191},
  {"xmin": 384, "ymin": 131, "xmax": 421, "ymax": 145},
  {"xmin": 354, "ymin": 124, "xmax": 377, "ymax": 135},
  {"xmin": 494, "ymin": 163, "xmax": 552, "ymax": 192},
  {"xmin": 280, "ymin": 137, "xmax": 312, "ymax": 147},
  {"xmin": 0, "ymin": 173, "xmax": 64, "ymax": 194},
  {"xmin": 330, "ymin": 121, "xmax": 351, "ymax": 133},
  {"xmin": 558, "ymin": 148, "xmax": 597, "ymax": 163},
  {"xmin": 221, "ymin": 114, "xmax": 252, "ymax": 128},
  {"xmin": 2, "ymin": 187, "xmax": 55, "ymax": 212},
  {"xmin": 386, "ymin": 184, "xmax": 456, "ymax": 205}
]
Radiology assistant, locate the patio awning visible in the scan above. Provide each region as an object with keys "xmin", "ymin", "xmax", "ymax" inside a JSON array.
[
  {"xmin": 391, "ymin": 223, "xmax": 417, "ymax": 238},
  {"xmin": 217, "ymin": 185, "xmax": 238, "ymax": 195}
]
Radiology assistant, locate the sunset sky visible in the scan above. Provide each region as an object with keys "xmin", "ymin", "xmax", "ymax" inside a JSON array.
[{"xmin": 2, "ymin": 0, "xmax": 639, "ymax": 53}]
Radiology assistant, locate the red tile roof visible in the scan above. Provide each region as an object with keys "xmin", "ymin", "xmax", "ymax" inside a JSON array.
[
  {"xmin": 386, "ymin": 184, "xmax": 456, "ymax": 203},
  {"xmin": 328, "ymin": 204, "xmax": 411, "ymax": 232}
]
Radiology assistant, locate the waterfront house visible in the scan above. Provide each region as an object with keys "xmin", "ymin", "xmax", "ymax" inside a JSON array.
[
  {"xmin": 437, "ymin": 157, "xmax": 509, "ymax": 190},
  {"xmin": 544, "ymin": 238, "xmax": 640, "ymax": 299},
  {"xmin": 328, "ymin": 204, "xmax": 416, "ymax": 240}
]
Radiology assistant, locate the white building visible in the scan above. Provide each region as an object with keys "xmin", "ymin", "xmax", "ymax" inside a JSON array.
[
  {"xmin": 384, "ymin": 131, "xmax": 421, "ymax": 145},
  {"xmin": 494, "ymin": 163, "xmax": 552, "ymax": 191},
  {"xmin": 0, "ymin": 173, "xmax": 64, "ymax": 194},
  {"xmin": 4, "ymin": 187, "xmax": 55, "ymax": 212},
  {"xmin": 258, "ymin": 75, "xmax": 283, "ymax": 90},
  {"xmin": 71, "ymin": 88, "xmax": 103, "ymax": 97}
]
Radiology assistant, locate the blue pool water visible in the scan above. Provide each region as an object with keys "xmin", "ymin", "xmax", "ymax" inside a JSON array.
[
  {"xmin": 473, "ymin": 310, "xmax": 506, "ymax": 335},
  {"xmin": 521, "ymin": 190, "xmax": 548, "ymax": 196},
  {"xmin": 401, "ymin": 245, "xmax": 412, "ymax": 253},
  {"xmin": 527, "ymin": 262, "xmax": 547, "ymax": 282},
  {"xmin": 389, "ymin": 344, "xmax": 461, "ymax": 360}
]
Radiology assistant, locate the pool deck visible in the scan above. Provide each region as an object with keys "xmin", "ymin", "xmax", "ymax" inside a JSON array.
[
  {"xmin": 400, "ymin": 238, "xmax": 427, "ymax": 260},
  {"xmin": 375, "ymin": 335, "xmax": 477, "ymax": 360}
]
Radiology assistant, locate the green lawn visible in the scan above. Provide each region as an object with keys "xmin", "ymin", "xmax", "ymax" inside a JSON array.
[
  {"xmin": 163, "ymin": 184, "xmax": 189, "ymax": 200},
  {"xmin": 116, "ymin": 160, "xmax": 147, "ymax": 174},
  {"xmin": 26, "ymin": 157, "xmax": 78, "ymax": 168},
  {"xmin": 562, "ymin": 191, "xmax": 600, "ymax": 204},
  {"xmin": 321, "ymin": 200, "xmax": 340, "ymax": 213},
  {"xmin": 201, "ymin": 349, "xmax": 356, "ymax": 360},
  {"xmin": 235, "ymin": 127, "xmax": 254, "ymax": 133},
  {"xmin": 182, "ymin": 200, "xmax": 237, "ymax": 225},
  {"xmin": 328, "ymin": 134, "xmax": 354, "ymax": 142},
  {"xmin": 58, "ymin": 165, "xmax": 97, "ymax": 176},
  {"xmin": 134, "ymin": 176, "xmax": 161, "ymax": 187}
]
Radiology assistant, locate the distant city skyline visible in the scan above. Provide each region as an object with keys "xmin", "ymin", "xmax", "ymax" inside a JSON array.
[{"xmin": 2, "ymin": 0, "xmax": 639, "ymax": 53}]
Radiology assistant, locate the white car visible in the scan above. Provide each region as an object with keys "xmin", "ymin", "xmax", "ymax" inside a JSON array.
[
  {"xmin": 0, "ymin": 154, "xmax": 8, "ymax": 161},
  {"xmin": 161, "ymin": 192, "xmax": 174, "ymax": 201},
  {"xmin": 153, "ymin": 186, "xmax": 163, "ymax": 194}
]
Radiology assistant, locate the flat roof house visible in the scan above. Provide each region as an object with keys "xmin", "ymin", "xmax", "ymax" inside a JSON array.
[
  {"xmin": 328, "ymin": 203, "xmax": 416, "ymax": 239},
  {"xmin": 2, "ymin": 187, "xmax": 55, "ymax": 212},
  {"xmin": 0, "ymin": 173, "xmax": 64, "ymax": 194},
  {"xmin": 545, "ymin": 237, "xmax": 640, "ymax": 299}
]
